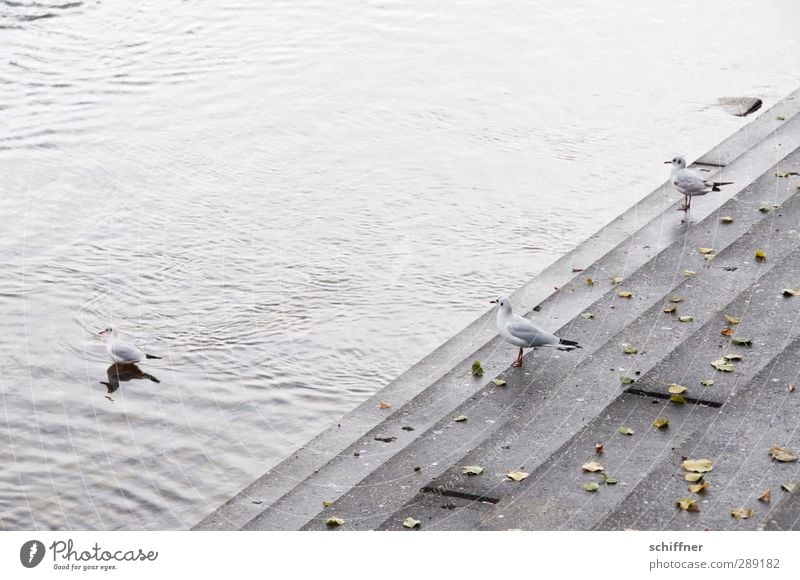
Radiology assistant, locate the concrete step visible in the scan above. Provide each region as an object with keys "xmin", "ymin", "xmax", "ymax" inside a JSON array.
[
  {"xmin": 292, "ymin": 149, "xmax": 800, "ymax": 530},
  {"xmin": 194, "ymin": 87, "xmax": 800, "ymax": 530},
  {"xmin": 312, "ymin": 209, "xmax": 800, "ymax": 530}
]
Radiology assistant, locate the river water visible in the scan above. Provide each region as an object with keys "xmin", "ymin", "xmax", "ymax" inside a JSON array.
[{"xmin": 1, "ymin": 0, "xmax": 797, "ymax": 529}]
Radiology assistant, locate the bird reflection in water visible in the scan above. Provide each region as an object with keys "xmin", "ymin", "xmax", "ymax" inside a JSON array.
[{"xmin": 100, "ymin": 363, "xmax": 160, "ymax": 395}]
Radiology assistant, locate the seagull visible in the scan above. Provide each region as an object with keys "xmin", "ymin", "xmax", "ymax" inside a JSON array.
[
  {"xmin": 97, "ymin": 326, "xmax": 161, "ymax": 364},
  {"xmin": 665, "ymin": 155, "xmax": 733, "ymax": 211},
  {"xmin": 491, "ymin": 296, "xmax": 581, "ymax": 367}
]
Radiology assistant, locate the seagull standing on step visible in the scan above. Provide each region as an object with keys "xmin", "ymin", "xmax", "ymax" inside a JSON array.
[
  {"xmin": 665, "ymin": 155, "xmax": 733, "ymax": 211},
  {"xmin": 491, "ymin": 296, "xmax": 581, "ymax": 368},
  {"xmin": 98, "ymin": 326, "xmax": 161, "ymax": 364}
]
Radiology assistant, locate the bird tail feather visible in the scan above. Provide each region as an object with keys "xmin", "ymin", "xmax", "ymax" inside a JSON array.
[
  {"xmin": 558, "ymin": 338, "xmax": 582, "ymax": 350},
  {"xmin": 145, "ymin": 353, "xmax": 162, "ymax": 359},
  {"xmin": 711, "ymin": 181, "xmax": 733, "ymax": 191}
]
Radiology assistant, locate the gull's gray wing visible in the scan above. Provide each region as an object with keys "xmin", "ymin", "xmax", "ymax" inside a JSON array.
[
  {"xmin": 111, "ymin": 341, "xmax": 144, "ymax": 362},
  {"xmin": 507, "ymin": 318, "xmax": 559, "ymax": 348},
  {"xmin": 673, "ymin": 169, "xmax": 713, "ymax": 196}
]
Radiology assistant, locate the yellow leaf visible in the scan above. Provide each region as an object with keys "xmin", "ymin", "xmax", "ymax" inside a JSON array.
[
  {"xmin": 698, "ymin": 247, "xmax": 714, "ymax": 255},
  {"xmin": 618, "ymin": 290, "xmax": 632, "ymax": 298},
  {"xmin": 755, "ymin": 249, "xmax": 766, "ymax": 261},
  {"xmin": 681, "ymin": 458, "xmax": 713, "ymax": 473},
  {"xmin": 676, "ymin": 498, "xmax": 699, "ymax": 511},
  {"xmin": 769, "ymin": 447, "xmax": 798, "ymax": 462},
  {"xmin": 731, "ymin": 508, "xmax": 753, "ymax": 520},
  {"xmin": 668, "ymin": 384, "xmax": 687, "ymax": 394},
  {"xmin": 688, "ymin": 481, "xmax": 710, "ymax": 494},
  {"xmin": 652, "ymin": 418, "xmax": 669, "ymax": 429},
  {"xmin": 506, "ymin": 471, "xmax": 529, "ymax": 482},
  {"xmin": 581, "ymin": 461, "xmax": 604, "ymax": 472}
]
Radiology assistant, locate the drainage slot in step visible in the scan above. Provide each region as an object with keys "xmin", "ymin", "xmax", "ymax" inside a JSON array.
[
  {"xmin": 421, "ymin": 486, "xmax": 501, "ymax": 504},
  {"xmin": 625, "ymin": 388, "xmax": 723, "ymax": 408}
]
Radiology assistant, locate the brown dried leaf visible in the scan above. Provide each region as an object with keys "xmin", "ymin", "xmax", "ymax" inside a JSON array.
[
  {"xmin": 730, "ymin": 508, "xmax": 753, "ymax": 520},
  {"xmin": 769, "ymin": 447, "xmax": 798, "ymax": 462},
  {"xmin": 758, "ymin": 488, "xmax": 771, "ymax": 503},
  {"xmin": 378, "ymin": 401, "xmax": 392, "ymax": 409},
  {"xmin": 721, "ymin": 327, "xmax": 734, "ymax": 337},
  {"xmin": 688, "ymin": 481, "xmax": 710, "ymax": 494}
]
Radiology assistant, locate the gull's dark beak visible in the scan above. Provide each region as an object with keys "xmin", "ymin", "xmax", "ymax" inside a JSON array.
[
  {"xmin": 664, "ymin": 160, "xmax": 672, "ymax": 164},
  {"xmin": 97, "ymin": 330, "xmax": 107, "ymax": 336},
  {"xmin": 489, "ymin": 300, "xmax": 497, "ymax": 304}
]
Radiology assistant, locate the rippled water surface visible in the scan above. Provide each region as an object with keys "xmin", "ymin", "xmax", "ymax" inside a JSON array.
[{"xmin": 1, "ymin": 0, "xmax": 797, "ymax": 529}]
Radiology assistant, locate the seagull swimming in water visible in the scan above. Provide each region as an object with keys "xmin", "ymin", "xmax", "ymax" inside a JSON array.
[
  {"xmin": 491, "ymin": 296, "xmax": 581, "ymax": 367},
  {"xmin": 98, "ymin": 326, "xmax": 161, "ymax": 364},
  {"xmin": 665, "ymin": 155, "xmax": 733, "ymax": 211}
]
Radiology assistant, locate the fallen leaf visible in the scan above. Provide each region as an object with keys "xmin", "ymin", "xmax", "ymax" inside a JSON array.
[
  {"xmin": 782, "ymin": 483, "xmax": 797, "ymax": 493},
  {"xmin": 378, "ymin": 402, "xmax": 392, "ymax": 409},
  {"xmin": 781, "ymin": 288, "xmax": 800, "ymax": 297},
  {"xmin": 462, "ymin": 465, "xmax": 484, "ymax": 475},
  {"xmin": 724, "ymin": 314, "xmax": 740, "ymax": 325},
  {"xmin": 789, "ymin": 384, "xmax": 796, "ymax": 393},
  {"xmin": 755, "ymin": 249, "xmax": 766, "ymax": 261},
  {"xmin": 669, "ymin": 295, "xmax": 684, "ymax": 303},
  {"xmin": 620, "ymin": 375, "xmax": 635, "ymax": 385},
  {"xmin": 403, "ymin": 517, "xmax": 421, "ymax": 529},
  {"xmin": 652, "ymin": 418, "xmax": 669, "ymax": 430},
  {"xmin": 670, "ymin": 395, "xmax": 687, "ymax": 404},
  {"xmin": 583, "ymin": 482, "xmax": 599, "ymax": 492},
  {"xmin": 454, "ymin": 415, "xmax": 468, "ymax": 422},
  {"xmin": 769, "ymin": 447, "xmax": 798, "ymax": 462},
  {"xmin": 611, "ymin": 276, "xmax": 624, "ymax": 285},
  {"xmin": 663, "ymin": 305, "xmax": 677, "ymax": 314},
  {"xmin": 776, "ymin": 170, "xmax": 791, "ymax": 178},
  {"xmin": 471, "ymin": 361, "xmax": 484, "ymax": 377},
  {"xmin": 684, "ymin": 473, "xmax": 704, "ymax": 483},
  {"xmin": 700, "ymin": 379, "xmax": 715, "ymax": 386},
  {"xmin": 618, "ymin": 290, "xmax": 632, "ymax": 298},
  {"xmin": 619, "ymin": 425, "xmax": 634, "ymax": 435},
  {"xmin": 720, "ymin": 216, "xmax": 734, "ymax": 224},
  {"xmin": 724, "ymin": 353, "xmax": 743, "ymax": 361},
  {"xmin": 711, "ymin": 357, "xmax": 735, "ymax": 372},
  {"xmin": 676, "ymin": 498, "xmax": 699, "ymax": 512},
  {"xmin": 678, "ymin": 315, "xmax": 694, "ymax": 322},
  {"xmin": 595, "ymin": 443, "xmax": 604, "ymax": 454},
  {"xmin": 730, "ymin": 508, "xmax": 753, "ymax": 520},
  {"xmin": 668, "ymin": 384, "xmax": 687, "ymax": 394},
  {"xmin": 582, "ymin": 461, "xmax": 604, "ymax": 473},
  {"xmin": 586, "ymin": 277, "xmax": 594, "ymax": 286},
  {"xmin": 492, "ymin": 378, "xmax": 506, "ymax": 387},
  {"xmin": 758, "ymin": 488, "xmax": 772, "ymax": 503},
  {"xmin": 623, "ymin": 346, "xmax": 638, "ymax": 354},
  {"xmin": 506, "ymin": 471, "xmax": 529, "ymax": 482},
  {"xmin": 731, "ymin": 337, "xmax": 752, "ymax": 346},
  {"xmin": 599, "ymin": 472, "xmax": 618, "ymax": 485},
  {"xmin": 688, "ymin": 481, "xmax": 710, "ymax": 494},
  {"xmin": 777, "ymin": 115, "xmax": 786, "ymax": 121},
  {"xmin": 698, "ymin": 247, "xmax": 714, "ymax": 255},
  {"xmin": 759, "ymin": 204, "xmax": 773, "ymax": 212},
  {"xmin": 580, "ymin": 312, "xmax": 594, "ymax": 319},
  {"xmin": 322, "ymin": 500, "xmax": 332, "ymax": 507},
  {"xmin": 681, "ymin": 459, "xmax": 713, "ymax": 473},
  {"xmin": 683, "ymin": 270, "xmax": 696, "ymax": 277},
  {"xmin": 326, "ymin": 517, "xmax": 345, "ymax": 527},
  {"xmin": 720, "ymin": 327, "xmax": 733, "ymax": 337}
]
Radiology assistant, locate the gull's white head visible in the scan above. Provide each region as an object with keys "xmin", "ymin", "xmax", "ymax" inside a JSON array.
[
  {"xmin": 98, "ymin": 326, "xmax": 117, "ymax": 338},
  {"xmin": 490, "ymin": 296, "xmax": 513, "ymax": 314},
  {"xmin": 664, "ymin": 155, "xmax": 686, "ymax": 169}
]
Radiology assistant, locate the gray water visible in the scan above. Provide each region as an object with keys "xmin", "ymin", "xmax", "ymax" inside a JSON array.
[{"xmin": 1, "ymin": 0, "xmax": 797, "ymax": 530}]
